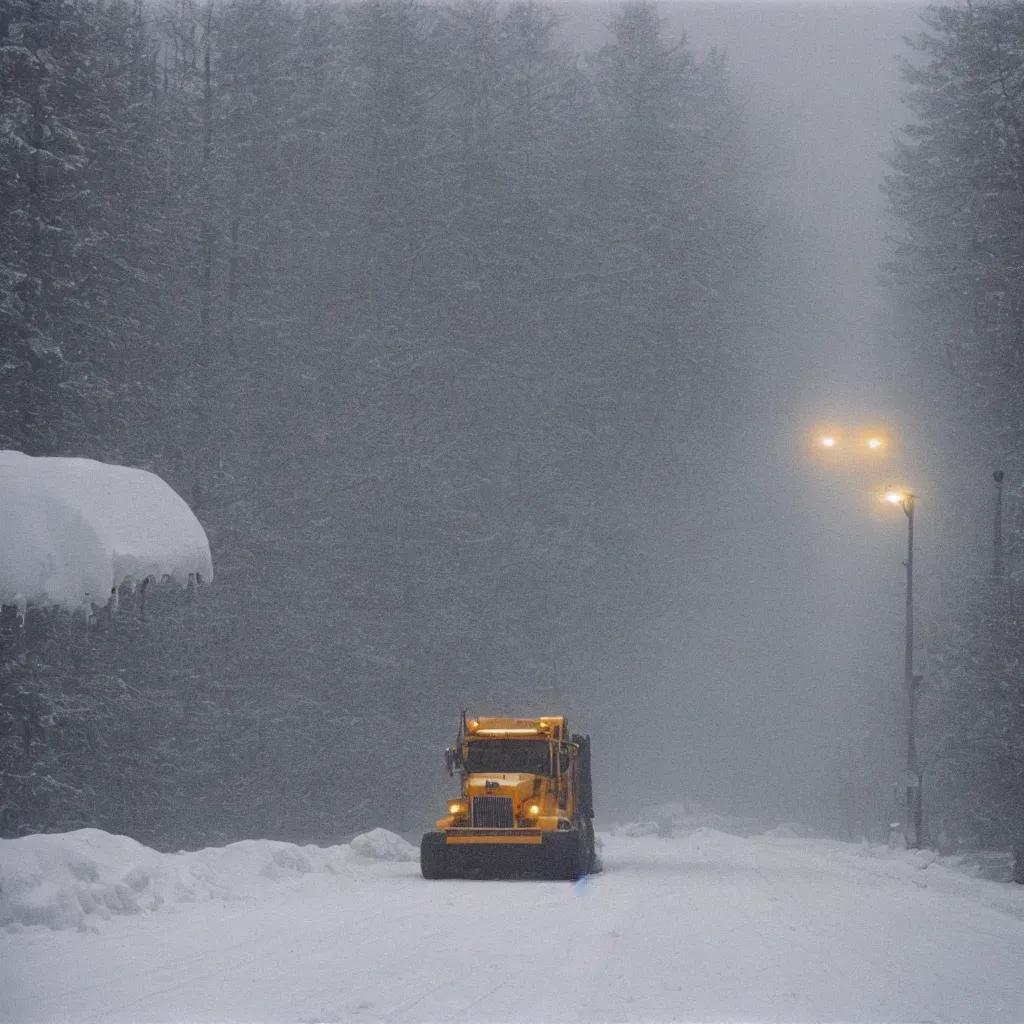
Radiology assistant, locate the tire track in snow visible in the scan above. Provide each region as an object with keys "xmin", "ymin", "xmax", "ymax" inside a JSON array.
[{"xmin": 6, "ymin": 835, "xmax": 1024, "ymax": 1023}]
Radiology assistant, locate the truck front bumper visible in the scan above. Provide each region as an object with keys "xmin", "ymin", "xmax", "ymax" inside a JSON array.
[
  {"xmin": 444, "ymin": 828, "xmax": 542, "ymax": 845},
  {"xmin": 420, "ymin": 829, "xmax": 584, "ymax": 880}
]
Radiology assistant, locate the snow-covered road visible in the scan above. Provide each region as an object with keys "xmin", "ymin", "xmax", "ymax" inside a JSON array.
[{"xmin": 4, "ymin": 827, "xmax": 1024, "ymax": 1023}]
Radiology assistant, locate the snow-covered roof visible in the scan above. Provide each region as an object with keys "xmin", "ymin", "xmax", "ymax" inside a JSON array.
[{"xmin": 0, "ymin": 451, "xmax": 213, "ymax": 615}]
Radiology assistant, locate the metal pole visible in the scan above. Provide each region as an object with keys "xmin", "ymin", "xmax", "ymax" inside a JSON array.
[
  {"xmin": 903, "ymin": 496, "xmax": 922, "ymax": 848},
  {"xmin": 904, "ymin": 496, "xmax": 914, "ymax": 705},
  {"xmin": 994, "ymin": 470, "xmax": 1004, "ymax": 579}
]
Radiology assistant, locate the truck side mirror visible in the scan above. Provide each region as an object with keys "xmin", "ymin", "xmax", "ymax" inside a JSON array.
[{"xmin": 445, "ymin": 746, "xmax": 463, "ymax": 776}]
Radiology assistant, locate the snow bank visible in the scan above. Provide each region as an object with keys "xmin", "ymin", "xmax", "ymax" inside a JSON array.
[
  {"xmin": 609, "ymin": 817, "xmax": 1024, "ymax": 916},
  {"xmin": 752, "ymin": 829, "xmax": 1024, "ymax": 921},
  {"xmin": 617, "ymin": 820, "xmax": 662, "ymax": 837},
  {"xmin": 608, "ymin": 801, "xmax": 770, "ymax": 838},
  {"xmin": 0, "ymin": 450, "xmax": 212, "ymax": 614},
  {"xmin": 349, "ymin": 827, "xmax": 418, "ymax": 862},
  {"xmin": 0, "ymin": 829, "xmax": 165, "ymax": 930},
  {"xmin": 0, "ymin": 827, "xmax": 414, "ymax": 932}
]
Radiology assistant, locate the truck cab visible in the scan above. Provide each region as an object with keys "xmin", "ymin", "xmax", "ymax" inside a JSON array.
[{"xmin": 421, "ymin": 715, "xmax": 597, "ymax": 880}]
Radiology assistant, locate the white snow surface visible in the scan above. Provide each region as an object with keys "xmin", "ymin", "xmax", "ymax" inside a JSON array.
[
  {"xmin": 3, "ymin": 826, "xmax": 1024, "ymax": 1023},
  {"xmin": 0, "ymin": 450, "xmax": 212, "ymax": 613},
  {"xmin": 0, "ymin": 827, "xmax": 417, "ymax": 933},
  {"xmin": 349, "ymin": 827, "xmax": 419, "ymax": 863}
]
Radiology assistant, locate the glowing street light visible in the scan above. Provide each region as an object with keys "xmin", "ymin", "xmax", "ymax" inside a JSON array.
[
  {"xmin": 809, "ymin": 426, "xmax": 914, "ymax": 838},
  {"xmin": 860, "ymin": 428, "xmax": 891, "ymax": 452},
  {"xmin": 883, "ymin": 486, "xmax": 923, "ymax": 848},
  {"xmin": 810, "ymin": 426, "xmax": 892, "ymax": 459}
]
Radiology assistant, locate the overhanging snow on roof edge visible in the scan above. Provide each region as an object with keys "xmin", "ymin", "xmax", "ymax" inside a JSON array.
[{"xmin": 0, "ymin": 450, "xmax": 213, "ymax": 615}]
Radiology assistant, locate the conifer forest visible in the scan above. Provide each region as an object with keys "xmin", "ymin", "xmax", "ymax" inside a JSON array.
[{"xmin": 0, "ymin": 0, "xmax": 1022, "ymax": 871}]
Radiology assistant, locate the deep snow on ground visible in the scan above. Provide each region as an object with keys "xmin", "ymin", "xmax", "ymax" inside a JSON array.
[{"xmin": 3, "ymin": 825, "xmax": 1024, "ymax": 1023}]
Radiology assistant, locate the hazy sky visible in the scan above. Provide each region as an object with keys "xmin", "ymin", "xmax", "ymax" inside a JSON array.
[{"xmin": 555, "ymin": 2, "xmax": 926, "ymax": 829}]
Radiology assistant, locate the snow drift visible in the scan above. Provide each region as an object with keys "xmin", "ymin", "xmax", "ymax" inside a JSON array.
[
  {"xmin": 0, "ymin": 450, "xmax": 212, "ymax": 614},
  {"xmin": 4, "ymin": 826, "xmax": 1024, "ymax": 1024},
  {"xmin": 349, "ymin": 827, "xmax": 420, "ymax": 863},
  {"xmin": 0, "ymin": 827, "xmax": 417, "ymax": 931}
]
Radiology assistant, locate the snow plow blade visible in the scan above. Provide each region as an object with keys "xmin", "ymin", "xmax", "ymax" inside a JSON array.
[{"xmin": 420, "ymin": 830, "xmax": 587, "ymax": 880}]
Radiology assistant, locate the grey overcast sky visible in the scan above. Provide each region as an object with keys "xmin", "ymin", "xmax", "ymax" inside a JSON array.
[{"xmin": 556, "ymin": 3, "xmax": 927, "ymax": 826}]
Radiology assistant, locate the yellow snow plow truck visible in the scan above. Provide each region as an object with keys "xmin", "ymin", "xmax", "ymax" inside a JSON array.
[{"xmin": 420, "ymin": 714, "xmax": 598, "ymax": 880}]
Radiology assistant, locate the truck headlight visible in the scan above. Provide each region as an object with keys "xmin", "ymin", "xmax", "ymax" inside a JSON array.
[
  {"xmin": 527, "ymin": 804, "xmax": 540, "ymax": 817},
  {"xmin": 448, "ymin": 801, "xmax": 467, "ymax": 816}
]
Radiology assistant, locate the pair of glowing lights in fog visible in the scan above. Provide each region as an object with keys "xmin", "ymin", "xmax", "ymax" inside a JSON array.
[
  {"xmin": 447, "ymin": 801, "xmax": 541, "ymax": 816},
  {"xmin": 819, "ymin": 433, "xmax": 886, "ymax": 451},
  {"xmin": 814, "ymin": 430, "xmax": 912, "ymax": 504}
]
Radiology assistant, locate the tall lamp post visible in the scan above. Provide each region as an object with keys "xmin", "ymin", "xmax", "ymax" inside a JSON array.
[
  {"xmin": 993, "ymin": 470, "xmax": 1004, "ymax": 579},
  {"xmin": 885, "ymin": 489, "xmax": 923, "ymax": 848}
]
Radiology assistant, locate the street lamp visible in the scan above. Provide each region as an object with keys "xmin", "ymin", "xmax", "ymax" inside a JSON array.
[
  {"xmin": 812, "ymin": 428, "xmax": 890, "ymax": 458},
  {"xmin": 993, "ymin": 470, "xmax": 1004, "ymax": 578},
  {"xmin": 885, "ymin": 488, "xmax": 923, "ymax": 848}
]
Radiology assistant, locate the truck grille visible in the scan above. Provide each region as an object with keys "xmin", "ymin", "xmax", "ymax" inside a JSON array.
[{"xmin": 472, "ymin": 795, "xmax": 514, "ymax": 829}]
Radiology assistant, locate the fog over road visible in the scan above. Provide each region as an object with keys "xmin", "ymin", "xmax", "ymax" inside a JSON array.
[
  {"xmin": 5, "ymin": 828, "xmax": 1024, "ymax": 1024},
  {"xmin": 553, "ymin": 2, "xmax": 928, "ymax": 831}
]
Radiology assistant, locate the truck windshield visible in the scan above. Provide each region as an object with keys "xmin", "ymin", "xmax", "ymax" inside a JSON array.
[{"xmin": 464, "ymin": 739, "xmax": 551, "ymax": 775}]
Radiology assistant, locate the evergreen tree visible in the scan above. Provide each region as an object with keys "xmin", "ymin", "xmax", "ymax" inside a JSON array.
[
  {"xmin": 885, "ymin": 1, "xmax": 1024, "ymax": 874},
  {"xmin": 1, "ymin": 0, "xmax": 770, "ymax": 846}
]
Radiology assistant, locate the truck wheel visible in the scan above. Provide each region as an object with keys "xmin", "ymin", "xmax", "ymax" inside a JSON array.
[
  {"xmin": 543, "ymin": 831, "xmax": 583, "ymax": 880},
  {"xmin": 569, "ymin": 832, "xmax": 587, "ymax": 880},
  {"xmin": 420, "ymin": 832, "xmax": 448, "ymax": 879}
]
